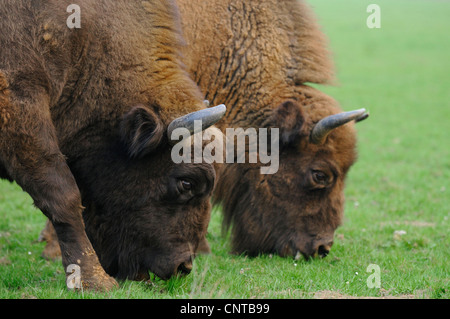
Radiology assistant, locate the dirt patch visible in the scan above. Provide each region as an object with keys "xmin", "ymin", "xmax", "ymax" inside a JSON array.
[
  {"xmin": 312, "ymin": 289, "xmax": 417, "ymax": 299},
  {"xmin": 380, "ymin": 220, "xmax": 436, "ymax": 228},
  {"xmin": 402, "ymin": 221, "xmax": 436, "ymax": 227},
  {"xmin": 0, "ymin": 257, "xmax": 11, "ymax": 265}
]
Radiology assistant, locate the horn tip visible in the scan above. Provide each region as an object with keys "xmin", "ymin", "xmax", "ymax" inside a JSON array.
[
  {"xmin": 354, "ymin": 108, "xmax": 366, "ymax": 115},
  {"xmin": 211, "ymin": 104, "xmax": 227, "ymax": 116}
]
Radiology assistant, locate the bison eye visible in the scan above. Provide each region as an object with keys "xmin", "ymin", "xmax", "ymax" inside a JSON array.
[
  {"xmin": 180, "ymin": 180, "xmax": 192, "ymax": 191},
  {"xmin": 306, "ymin": 168, "xmax": 336, "ymax": 190},
  {"xmin": 312, "ymin": 170, "xmax": 328, "ymax": 184}
]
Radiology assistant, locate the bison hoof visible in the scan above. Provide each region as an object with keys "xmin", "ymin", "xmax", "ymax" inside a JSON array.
[
  {"xmin": 196, "ymin": 237, "xmax": 211, "ymax": 255},
  {"xmin": 41, "ymin": 240, "xmax": 62, "ymax": 261},
  {"xmin": 68, "ymin": 268, "xmax": 119, "ymax": 292},
  {"xmin": 67, "ymin": 257, "xmax": 119, "ymax": 292},
  {"xmin": 80, "ymin": 272, "xmax": 119, "ymax": 292}
]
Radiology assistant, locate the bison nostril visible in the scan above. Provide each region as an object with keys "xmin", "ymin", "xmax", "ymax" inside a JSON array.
[
  {"xmin": 177, "ymin": 261, "xmax": 193, "ymax": 275},
  {"xmin": 318, "ymin": 245, "xmax": 330, "ymax": 258}
]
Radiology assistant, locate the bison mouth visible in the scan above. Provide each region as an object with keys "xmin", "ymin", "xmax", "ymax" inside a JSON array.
[
  {"xmin": 132, "ymin": 250, "xmax": 195, "ymax": 281},
  {"xmin": 293, "ymin": 247, "xmax": 330, "ymax": 261},
  {"xmin": 282, "ymin": 240, "xmax": 333, "ymax": 261}
]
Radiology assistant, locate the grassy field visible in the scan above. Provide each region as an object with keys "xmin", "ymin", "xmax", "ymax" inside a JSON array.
[{"xmin": 1, "ymin": 0, "xmax": 449, "ymax": 299}]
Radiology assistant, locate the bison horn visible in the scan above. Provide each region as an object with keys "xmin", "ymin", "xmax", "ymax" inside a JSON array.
[
  {"xmin": 167, "ymin": 104, "xmax": 226, "ymax": 143},
  {"xmin": 310, "ymin": 108, "xmax": 368, "ymax": 144}
]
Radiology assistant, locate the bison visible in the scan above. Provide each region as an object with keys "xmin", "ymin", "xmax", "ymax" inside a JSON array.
[
  {"xmin": 38, "ymin": 0, "xmax": 369, "ymax": 269},
  {"xmin": 0, "ymin": 0, "xmax": 225, "ymax": 290},
  {"xmin": 177, "ymin": 0, "xmax": 369, "ymax": 259}
]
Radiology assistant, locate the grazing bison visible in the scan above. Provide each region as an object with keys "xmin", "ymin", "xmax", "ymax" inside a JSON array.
[
  {"xmin": 0, "ymin": 0, "xmax": 225, "ymax": 290},
  {"xmin": 177, "ymin": 0, "xmax": 368, "ymax": 259}
]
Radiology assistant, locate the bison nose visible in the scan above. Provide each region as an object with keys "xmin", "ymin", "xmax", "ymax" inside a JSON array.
[
  {"xmin": 318, "ymin": 245, "xmax": 330, "ymax": 258},
  {"xmin": 177, "ymin": 260, "xmax": 193, "ymax": 276},
  {"xmin": 317, "ymin": 241, "xmax": 333, "ymax": 258}
]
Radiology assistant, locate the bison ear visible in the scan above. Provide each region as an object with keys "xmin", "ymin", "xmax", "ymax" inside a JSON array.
[
  {"xmin": 120, "ymin": 105, "xmax": 164, "ymax": 158},
  {"xmin": 270, "ymin": 100, "xmax": 306, "ymax": 145}
]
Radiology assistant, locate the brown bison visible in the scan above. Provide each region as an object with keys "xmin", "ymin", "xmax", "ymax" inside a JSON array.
[
  {"xmin": 0, "ymin": 0, "xmax": 225, "ymax": 290},
  {"xmin": 177, "ymin": 0, "xmax": 368, "ymax": 259}
]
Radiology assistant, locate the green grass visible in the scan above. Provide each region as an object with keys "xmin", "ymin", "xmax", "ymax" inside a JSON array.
[{"xmin": 1, "ymin": 0, "xmax": 449, "ymax": 299}]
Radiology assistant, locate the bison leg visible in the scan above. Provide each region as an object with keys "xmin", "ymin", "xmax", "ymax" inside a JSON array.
[
  {"xmin": 38, "ymin": 219, "xmax": 62, "ymax": 261},
  {"xmin": 0, "ymin": 89, "xmax": 117, "ymax": 291},
  {"xmin": 196, "ymin": 236, "xmax": 212, "ymax": 254}
]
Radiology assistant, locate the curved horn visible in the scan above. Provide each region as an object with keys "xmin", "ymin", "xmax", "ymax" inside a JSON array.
[
  {"xmin": 167, "ymin": 104, "xmax": 226, "ymax": 144},
  {"xmin": 310, "ymin": 108, "xmax": 367, "ymax": 145}
]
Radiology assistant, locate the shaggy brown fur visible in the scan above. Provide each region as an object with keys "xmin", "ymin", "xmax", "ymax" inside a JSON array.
[
  {"xmin": 0, "ymin": 0, "xmax": 216, "ymax": 289},
  {"xmin": 178, "ymin": 0, "xmax": 363, "ymax": 258}
]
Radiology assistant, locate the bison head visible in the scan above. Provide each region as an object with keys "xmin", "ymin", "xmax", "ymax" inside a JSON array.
[
  {"xmin": 214, "ymin": 95, "xmax": 368, "ymax": 260},
  {"xmin": 70, "ymin": 104, "xmax": 225, "ymax": 281}
]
